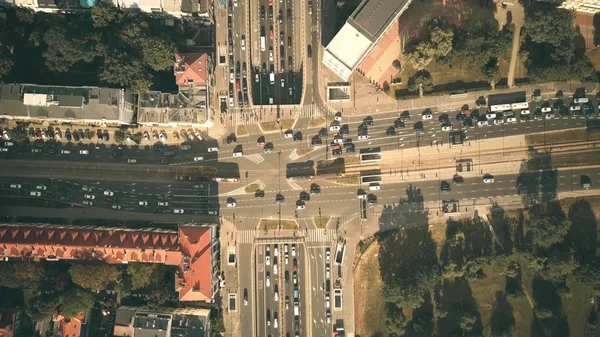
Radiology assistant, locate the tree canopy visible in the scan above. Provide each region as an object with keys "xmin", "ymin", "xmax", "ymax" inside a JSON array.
[
  {"xmin": 127, "ymin": 263, "xmax": 157, "ymax": 290},
  {"xmin": 405, "ymin": 19, "xmax": 454, "ymax": 69},
  {"xmin": 59, "ymin": 288, "xmax": 95, "ymax": 318},
  {"xmin": 527, "ymin": 216, "xmax": 571, "ymax": 249},
  {"xmin": 69, "ymin": 264, "xmax": 120, "ymax": 292}
]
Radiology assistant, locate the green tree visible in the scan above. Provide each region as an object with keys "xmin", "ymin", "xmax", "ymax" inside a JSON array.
[
  {"xmin": 90, "ymin": 0, "xmax": 122, "ymax": 28},
  {"xmin": 0, "ymin": 56, "xmax": 12, "ymax": 80},
  {"xmin": 100, "ymin": 54, "xmax": 152, "ymax": 93},
  {"xmin": 14, "ymin": 261, "xmax": 44, "ymax": 284},
  {"xmin": 574, "ymin": 258, "xmax": 600, "ymax": 290},
  {"xmin": 69, "ymin": 264, "xmax": 120, "ymax": 292},
  {"xmin": 26, "ymin": 295, "xmax": 60, "ymax": 321},
  {"xmin": 127, "ymin": 263, "xmax": 156, "ymax": 290},
  {"xmin": 482, "ymin": 57, "xmax": 501, "ymax": 87},
  {"xmin": 132, "ymin": 132, "xmax": 143, "ymax": 143},
  {"xmin": 7, "ymin": 127, "xmax": 28, "ymax": 143},
  {"xmin": 114, "ymin": 130, "xmax": 125, "ymax": 143},
  {"xmin": 460, "ymin": 314, "xmax": 478, "ymax": 332},
  {"xmin": 59, "ymin": 288, "xmax": 95, "ymax": 318},
  {"xmin": 407, "ymin": 70, "xmax": 433, "ymax": 96},
  {"xmin": 139, "ymin": 37, "xmax": 176, "ymax": 72},
  {"xmin": 524, "ymin": 9, "xmax": 576, "ymax": 48},
  {"xmin": 527, "ymin": 216, "xmax": 571, "ymax": 249},
  {"xmin": 385, "ymin": 303, "xmax": 407, "ymax": 336},
  {"xmin": 42, "ymin": 26, "xmax": 102, "ymax": 72},
  {"xmin": 539, "ymin": 249, "xmax": 578, "ymax": 282},
  {"xmin": 405, "ymin": 19, "xmax": 454, "ymax": 69}
]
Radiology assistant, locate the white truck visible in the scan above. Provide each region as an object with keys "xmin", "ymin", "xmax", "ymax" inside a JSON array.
[
  {"xmin": 261, "ymin": 36, "xmax": 266, "ymax": 51},
  {"xmin": 269, "ymin": 72, "xmax": 275, "ymax": 84}
]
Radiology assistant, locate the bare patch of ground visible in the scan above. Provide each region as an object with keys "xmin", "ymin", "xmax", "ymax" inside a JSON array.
[
  {"xmin": 313, "ymin": 216, "xmax": 330, "ymax": 228},
  {"xmin": 354, "ymin": 240, "xmax": 388, "ymax": 337},
  {"xmin": 244, "ymin": 183, "xmax": 260, "ymax": 193},
  {"xmin": 237, "ymin": 125, "xmax": 248, "ymax": 136},
  {"xmin": 309, "ymin": 117, "xmax": 326, "ymax": 127},
  {"xmin": 259, "ymin": 219, "xmax": 298, "ymax": 231}
]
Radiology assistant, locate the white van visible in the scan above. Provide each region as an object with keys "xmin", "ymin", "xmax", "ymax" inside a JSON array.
[
  {"xmin": 369, "ymin": 183, "xmax": 381, "ymax": 191},
  {"xmin": 127, "ymin": 158, "xmax": 138, "ymax": 164},
  {"xmin": 574, "ymin": 97, "xmax": 589, "ymax": 104},
  {"xmin": 270, "ymin": 72, "xmax": 275, "ymax": 84},
  {"xmin": 260, "ymin": 36, "xmax": 266, "ymax": 51}
]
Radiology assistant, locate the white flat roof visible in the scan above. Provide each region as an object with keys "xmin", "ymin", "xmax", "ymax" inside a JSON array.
[{"xmin": 324, "ymin": 22, "xmax": 373, "ymax": 76}]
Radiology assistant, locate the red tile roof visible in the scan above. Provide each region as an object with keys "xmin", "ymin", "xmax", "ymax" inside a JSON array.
[
  {"xmin": 0, "ymin": 224, "xmax": 216, "ymax": 302},
  {"xmin": 175, "ymin": 53, "xmax": 208, "ymax": 87},
  {"xmin": 0, "ymin": 311, "xmax": 15, "ymax": 337}
]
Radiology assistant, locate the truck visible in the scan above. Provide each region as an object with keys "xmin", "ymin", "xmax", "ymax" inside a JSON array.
[{"xmin": 261, "ymin": 36, "xmax": 266, "ymax": 51}]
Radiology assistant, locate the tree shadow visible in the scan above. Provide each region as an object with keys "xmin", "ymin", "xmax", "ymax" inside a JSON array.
[
  {"xmin": 378, "ymin": 184, "xmax": 428, "ymax": 233},
  {"xmin": 531, "ymin": 275, "xmax": 570, "ymax": 337},
  {"xmin": 489, "ymin": 291, "xmax": 516, "ymax": 337},
  {"xmin": 489, "ymin": 202, "xmax": 514, "ymax": 253},
  {"xmin": 517, "ymin": 148, "xmax": 557, "ymax": 207},
  {"xmin": 595, "ymin": 13, "xmax": 600, "ymax": 46},
  {"xmin": 567, "ymin": 199, "xmax": 597, "ymax": 261},
  {"xmin": 433, "ymin": 277, "xmax": 482, "ymax": 337}
]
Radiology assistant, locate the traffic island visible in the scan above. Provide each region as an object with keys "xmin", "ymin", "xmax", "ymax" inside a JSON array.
[
  {"xmin": 313, "ymin": 216, "xmax": 330, "ymax": 228},
  {"xmin": 309, "ymin": 116, "xmax": 326, "ymax": 127},
  {"xmin": 258, "ymin": 219, "xmax": 298, "ymax": 231},
  {"xmin": 244, "ymin": 183, "xmax": 260, "ymax": 193},
  {"xmin": 236, "ymin": 125, "xmax": 248, "ymax": 136},
  {"xmin": 325, "ymin": 176, "xmax": 360, "ymax": 185},
  {"xmin": 260, "ymin": 121, "xmax": 278, "ymax": 132}
]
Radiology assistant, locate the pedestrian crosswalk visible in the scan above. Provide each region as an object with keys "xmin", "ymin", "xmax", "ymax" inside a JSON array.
[
  {"xmin": 300, "ymin": 104, "xmax": 318, "ymax": 118},
  {"xmin": 244, "ymin": 153, "xmax": 265, "ymax": 164},
  {"xmin": 225, "ymin": 110, "xmax": 260, "ymax": 126},
  {"xmin": 287, "ymin": 181, "xmax": 302, "ymax": 191},
  {"xmin": 236, "ymin": 229, "xmax": 336, "ymax": 244}
]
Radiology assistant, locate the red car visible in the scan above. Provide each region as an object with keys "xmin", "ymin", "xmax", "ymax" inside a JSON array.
[
  {"xmin": 269, "ymin": 27, "xmax": 274, "ymax": 40},
  {"xmin": 236, "ymin": 80, "xmax": 241, "ymax": 92},
  {"xmin": 257, "ymin": 140, "xmax": 266, "ymax": 146},
  {"xmin": 269, "ymin": 0, "xmax": 272, "ymax": 5}
]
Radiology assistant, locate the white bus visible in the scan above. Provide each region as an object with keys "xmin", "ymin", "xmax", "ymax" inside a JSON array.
[
  {"xmin": 511, "ymin": 102, "xmax": 529, "ymax": 110},
  {"xmin": 490, "ymin": 104, "xmax": 511, "ymax": 112}
]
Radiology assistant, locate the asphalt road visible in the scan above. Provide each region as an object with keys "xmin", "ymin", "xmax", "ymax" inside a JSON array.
[{"xmin": 307, "ymin": 244, "xmax": 331, "ymax": 337}]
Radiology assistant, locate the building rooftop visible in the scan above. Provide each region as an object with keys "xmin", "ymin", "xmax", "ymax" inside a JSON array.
[
  {"xmin": 137, "ymin": 89, "xmax": 209, "ymax": 126},
  {"xmin": 175, "ymin": 53, "xmax": 209, "ymax": 87},
  {"xmin": 0, "ymin": 84, "xmax": 133, "ymax": 124},
  {"xmin": 323, "ymin": 23, "xmax": 373, "ymax": 76},
  {"xmin": 348, "ymin": 0, "xmax": 411, "ymax": 41},
  {"xmin": 115, "ymin": 307, "xmax": 210, "ymax": 337}
]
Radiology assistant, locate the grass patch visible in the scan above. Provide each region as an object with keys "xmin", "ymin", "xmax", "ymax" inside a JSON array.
[
  {"xmin": 563, "ymin": 276, "xmax": 594, "ymax": 337},
  {"xmin": 344, "ymin": 155, "xmax": 360, "ymax": 164},
  {"xmin": 280, "ymin": 119, "xmax": 294, "ymax": 130},
  {"xmin": 354, "ymin": 241, "xmax": 388, "ymax": 337},
  {"xmin": 429, "ymin": 221, "xmax": 447, "ymax": 258},
  {"xmin": 313, "ymin": 216, "xmax": 330, "ymax": 229},
  {"xmin": 236, "ymin": 125, "xmax": 248, "ymax": 136},
  {"xmin": 309, "ymin": 117, "xmax": 325, "ymax": 127},
  {"xmin": 259, "ymin": 219, "xmax": 297, "ymax": 231},
  {"xmin": 325, "ymin": 176, "xmax": 360, "ymax": 185},
  {"xmin": 244, "ymin": 183, "xmax": 260, "ymax": 193},
  {"xmin": 260, "ymin": 122, "xmax": 278, "ymax": 132}
]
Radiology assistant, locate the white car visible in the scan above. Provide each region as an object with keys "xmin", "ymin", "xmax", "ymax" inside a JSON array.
[
  {"xmin": 274, "ymin": 290, "xmax": 279, "ymax": 302},
  {"xmin": 284, "ymin": 131, "xmax": 293, "ymax": 138},
  {"xmin": 329, "ymin": 125, "xmax": 340, "ymax": 131},
  {"xmin": 296, "ymin": 204, "xmax": 305, "ymax": 210},
  {"xmin": 441, "ymin": 125, "xmax": 452, "ymax": 132},
  {"xmin": 30, "ymin": 191, "xmax": 41, "ymax": 197},
  {"xmin": 326, "ymin": 265, "xmax": 330, "ymax": 279},
  {"xmin": 269, "ymin": 48, "xmax": 273, "ymax": 62},
  {"xmin": 483, "ymin": 176, "xmax": 495, "ymax": 183},
  {"xmin": 422, "ymin": 112, "xmax": 433, "ymax": 120},
  {"xmin": 126, "ymin": 135, "xmax": 133, "ymax": 143},
  {"xmin": 241, "ymin": 37, "xmax": 246, "ymax": 50},
  {"xmin": 357, "ymin": 193, "xmax": 367, "ymax": 200},
  {"xmin": 545, "ymin": 113, "xmax": 554, "ymax": 119},
  {"xmin": 477, "ymin": 120, "xmax": 488, "ymax": 127},
  {"xmin": 84, "ymin": 194, "xmax": 95, "ymax": 200},
  {"xmin": 139, "ymin": 201, "xmax": 148, "ymax": 206},
  {"xmin": 229, "ymin": 97, "xmax": 234, "ymax": 107},
  {"xmin": 112, "ymin": 204, "xmax": 122, "ymax": 210},
  {"xmin": 570, "ymin": 105, "xmax": 581, "ymax": 111},
  {"xmin": 9, "ymin": 184, "xmax": 21, "ymax": 189},
  {"xmin": 521, "ymin": 109, "xmax": 530, "ymax": 115},
  {"xmin": 325, "ymin": 295, "xmax": 330, "ymax": 309},
  {"xmin": 159, "ymin": 133, "xmax": 167, "ymax": 142},
  {"xmin": 274, "ymin": 246, "xmax": 279, "ymax": 257},
  {"xmin": 143, "ymin": 133, "xmax": 149, "ymax": 143},
  {"xmin": 82, "ymin": 200, "xmax": 93, "ymax": 206},
  {"xmin": 325, "ymin": 248, "xmax": 331, "ymax": 263},
  {"xmin": 326, "ymin": 311, "xmax": 331, "ymax": 324},
  {"xmin": 174, "ymin": 209, "xmax": 185, "ymax": 214},
  {"xmin": 284, "ymin": 244, "xmax": 288, "ymax": 254},
  {"xmin": 506, "ymin": 117, "xmax": 517, "ymax": 123},
  {"xmin": 291, "ymin": 244, "xmax": 296, "ymax": 257},
  {"xmin": 541, "ymin": 107, "xmax": 552, "ymax": 113},
  {"xmin": 229, "ymin": 72, "xmax": 235, "ymax": 83},
  {"xmin": 485, "ymin": 113, "xmax": 497, "ymax": 119},
  {"xmin": 369, "ymin": 183, "xmax": 380, "ymax": 191},
  {"xmin": 80, "ymin": 150, "xmax": 89, "ymax": 155},
  {"xmin": 82, "ymin": 186, "xmax": 92, "ymax": 192},
  {"xmin": 2, "ymin": 130, "xmax": 10, "ymax": 140},
  {"xmin": 493, "ymin": 118, "xmax": 504, "ymax": 125},
  {"xmin": 334, "ymin": 114, "xmax": 342, "ymax": 122},
  {"xmin": 103, "ymin": 190, "xmax": 114, "ymax": 196},
  {"xmin": 266, "ymin": 272, "xmax": 271, "ymax": 287},
  {"xmin": 357, "ymin": 134, "xmax": 369, "ymax": 140},
  {"xmin": 227, "ymin": 201, "xmax": 237, "ymax": 208},
  {"xmin": 208, "ymin": 147, "xmax": 219, "ymax": 152},
  {"xmin": 194, "ymin": 156, "xmax": 205, "ymax": 161},
  {"xmin": 0, "ymin": 148, "xmax": 8, "ymax": 152},
  {"xmin": 158, "ymin": 201, "xmax": 169, "ymax": 206},
  {"xmin": 273, "ymin": 318, "xmax": 278, "ymax": 329},
  {"xmin": 233, "ymin": 151, "xmax": 243, "ymax": 157},
  {"xmin": 333, "ymin": 137, "xmax": 343, "ymax": 144},
  {"xmin": 273, "ymin": 263, "xmax": 278, "ymax": 275},
  {"xmin": 36, "ymin": 185, "xmax": 47, "ymax": 190}
]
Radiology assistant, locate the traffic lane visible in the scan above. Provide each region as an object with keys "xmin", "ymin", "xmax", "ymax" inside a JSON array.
[
  {"xmin": 308, "ymin": 246, "xmax": 328, "ymax": 335},
  {"xmin": 283, "ymin": 252, "xmax": 295, "ymax": 335},
  {"xmin": 297, "ymin": 244, "xmax": 308, "ymax": 335},
  {"xmin": 255, "ymin": 244, "xmax": 269, "ymax": 337},
  {"xmin": 265, "ymin": 243, "xmax": 281, "ymax": 336},
  {"xmin": 239, "ymin": 243, "xmax": 254, "ymax": 336}
]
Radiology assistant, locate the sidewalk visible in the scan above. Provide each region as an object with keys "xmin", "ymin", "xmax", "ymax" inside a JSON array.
[{"xmin": 220, "ymin": 218, "xmax": 240, "ymax": 337}]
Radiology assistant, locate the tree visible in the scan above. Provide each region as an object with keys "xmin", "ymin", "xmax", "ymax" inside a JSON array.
[
  {"xmin": 69, "ymin": 264, "xmax": 120, "ymax": 292},
  {"xmin": 385, "ymin": 304, "xmax": 407, "ymax": 336},
  {"xmin": 527, "ymin": 216, "xmax": 571, "ymax": 249},
  {"xmin": 114, "ymin": 130, "xmax": 125, "ymax": 143},
  {"xmin": 7, "ymin": 127, "xmax": 28, "ymax": 143},
  {"xmin": 127, "ymin": 264, "xmax": 156, "ymax": 290},
  {"xmin": 139, "ymin": 37, "xmax": 176, "ymax": 72},
  {"xmin": 539, "ymin": 249, "xmax": 578, "ymax": 282},
  {"xmin": 91, "ymin": 0, "xmax": 122, "ymax": 28},
  {"xmin": 482, "ymin": 57, "xmax": 501, "ymax": 87},
  {"xmin": 59, "ymin": 288, "xmax": 95, "ymax": 318},
  {"xmin": 460, "ymin": 314, "xmax": 478, "ymax": 332},
  {"xmin": 524, "ymin": 10, "xmax": 576, "ymax": 48},
  {"xmin": 405, "ymin": 19, "xmax": 454, "ymax": 69},
  {"xmin": 132, "ymin": 132, "xmax": 143, "ymax": 143},
  {"xmin": 42, "ymin": 26, "xmax": 102, "ymax": 72},
  {"xmin": 574, "ymin": 258, "xmax": 600, "ymax": 290},
  {"xmin": 14, "ymin": 261, "xmax": 44, "ymax": 284},
  {"xmin": 26, "ymin": 294, "xmax": 60, "ymax": 321},
  {"xmin": 0, "ymin": 56, "xmax": 12, "ymax": 80},
  {"xmin": 100, "ymin": 54, "xmax": 152, "ymax": 93},
  {"xmin": 407, "ymin": 70, "xmax": 433, "ymax": 95}
]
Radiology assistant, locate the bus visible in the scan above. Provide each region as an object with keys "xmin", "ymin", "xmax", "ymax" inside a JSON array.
[{"xmin": 490, "ymin": 104, "xmax": 511, "ymax": 112}]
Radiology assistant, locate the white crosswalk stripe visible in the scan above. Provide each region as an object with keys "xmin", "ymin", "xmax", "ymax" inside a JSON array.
[
  {"xmin": 288, "ymin": 150, "xmax": 300, "ymax": 161},
  {"xmin": 238, "ymin": 230, "xmax": 256, "ymax": 244},
  {"xmin": 306, "ymin": 229, "xmax": 336, "ymax": 243},
  {"xmin": 245, "ymin": 153, "xmax": 265, "ymax": 164},
  {"xmin": 287, "ymin": 181, "xmax": 302, "ymax": 191}
]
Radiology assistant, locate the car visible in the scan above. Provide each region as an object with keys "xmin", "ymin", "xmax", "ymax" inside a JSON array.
[
  {"xmin": 310, "ymin": 183, "xmax": 321, "ymax": 194},
  {"xmin": 483, "ymin": 175, "xmax": 494, "ymax": 183},
  {"xmin": 291, "ymin": 244, "xmax": 296, "ymax": 257},
  {"xmin": 9, "ymin": 184, "xmax": 21, "ymax": 189},
  {"xmin": 541, "ymin": 106, "xmax": 552, "ymax": 113},
  {"xmin": 31, "ymin": 148, "xmax": 42, "ymax": 153},
  {"xmin": 326, "ymin": 265, "xmax": 330, "ymax": 279},
  {"xmin": 157, "ymin": 201, "xmax": 169, "ymax": 207},
  {"xmin": 369, "ymin": 183, "xmax": 380, "ymax": 191},
  {"xmin": 30, "ymin": 191, "xmax": 41, "ymax": 197},
  {"xmin": 394, "ymin": 119, "xmax": 405, "ymax": 129},
  {"xmin": 521, "ymin": 109, "xmax": 530, "ymax": 115},
  {"xmin": 82, "ymin": 200, "xmax": 93, "ymax": 206},
  {"xmin": 266, "ymin": 271, "xmax": 271, "ymax": 287},
  {"xmin": 227, "ymin": 201, "xmax": 237, "ymax": 208},
  {"xmin": 326, "ymin": 310, "xmax": 331, "ymax": 324},
  {"xmin": 570, "ymin": 104, "xmax": 581, "ymax": 112},
  {"xmin": 273, "ymin": 246, "xmax": 279, "ymax": 257},
  {"xmin": 334, "ymin": 112, "xmax": 342, "ymax": 122},
  {"xmin": 103, "ymin": 190, "xmax": 114, "ymax": 196},
  {"xmin": 440, "ymin": 181, "xmax": 451, "ymax": 191},
  {"xmin": 485, "ymin": 112, "xmax": 497, "ymax": 119},
  {"xmin": 269, "ymin": 47, "xmax": 273, "ymax": 61},
  {"xmin": 274, "ymin": 317, "xmax": 278, "ymax": 329},
  {"xmin": 84, "ymin": 194, "xmax": 95, "ymax": 200},
  {"xmin": 441, "ymin": 125, "xmax": 452, "ymax": 132},
  {"xmin": 208, "ymin": 147, "xmax": 219, "ymax": 152},
  {"xmin": 545, "ymin": 112, "xmax": 554, "ymax": 119},
  {"xmin": 325, "ymin": 248, "xmax": 331, "ymax": 263},
  {"xmin": 422, "ymin": 111, "xmax": 433, "ymax": 120},
  {"xmin": 358, "ymin": 134, "xmax": 369, "ymax": 140},
  {"xmin": 112, "ymin": 204, "xmax": 122, "ymax": 210},
  {"xmin": 159, "ymin": 133, "xmax": 167, "ymax": 143},
  {"xmin": 139, "ymin": 201, "xmax": 148, "ymax": 206},
  {"xmin": 0, "ymin": 147, "xmax": 8, "ymax": 152},
  {"xmin": 494, "ymin": 118, "xmax": 504, "ymax": 125},
  {"xmin": 82, "ymin": 186, "xmax": 92, "ymax": 192},
  {"xmin": 329, "ymin": 124, "xmax": 340, "ymax": 131},
  {"xmin": 296, "ymin": 203, "xmax": 305, "ymax": 210},
  {"xmin": 80, "ymin": 150, "xmax": 89, "ymax": 155},
  {"xmin": 281, "ymin": 78, "xmax": 285, "ymax": 87},
  {"xmin": 453, "ymin": 175, "xmax": 464, "ymax": 184},
  {"xmin": 36, "ymin": 185, "xmax": 47, "ymax": 190},
  {"xmin": 194, "ymin": 156, "xmax": 204, "ymax": 161},
  {"xmin": 325, "ymin": 294, "xmax": 330, "ymax": 309},
  {"xmin": 520, "ymin": 115, "xmax": 531, "ymax": 122},
  {"xmin": 506, "ymin": 116, "xmax": 517, "ymax": 123},
  {"xmin": 269, "ymin": 26, "xmax": 274, "ymax": 39},
  {"xmin": 284, "ymin": 130, "xmax": 293, "ymax": 138},
  {"xmin": 477, "ymin": 120, "xmax": 488, "ymax": 127},
  {"xmin": 173, "ymin": 209, "xmax": 185, "ymax": 214}
]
